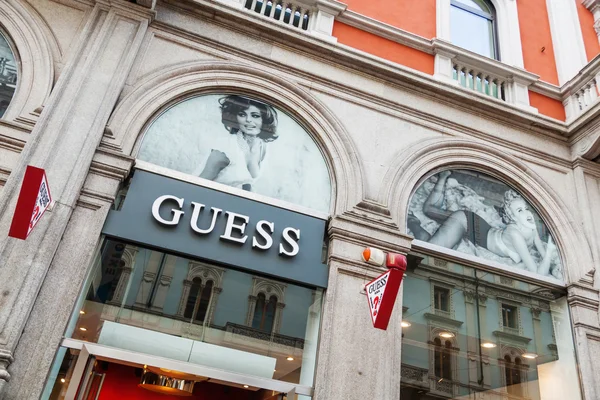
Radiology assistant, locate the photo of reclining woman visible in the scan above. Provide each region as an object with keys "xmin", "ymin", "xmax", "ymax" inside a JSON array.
[{"xmin": 407, "ymin": 170, "xmax": 562, "ymax": 280}]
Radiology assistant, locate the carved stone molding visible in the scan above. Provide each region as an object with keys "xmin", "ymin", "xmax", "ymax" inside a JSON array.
[
  {"xmin": 382, "ymin": 137, "xmax": 594, "ymax": 286},
  {"xmin": 104, "ymin": 60, "xmax": 363, "ymax": 216}
]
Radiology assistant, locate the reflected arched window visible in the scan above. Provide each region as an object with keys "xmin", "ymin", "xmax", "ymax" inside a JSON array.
[
  {"xmin": 184, "ymin": 278, "xmax": 213, "ymax": 322},
  {"xmin": 434, "ymin": 337, "xmax": 452, "ymax": 379},
  {"xmin": 450, "ymin": 0, "xmax": 497, "ymax": 59},
  {"xmin": 252, "ymin": 293, "xmax": 278, "ymax": 333},
  {"xmin": 0, "ymin": 30, "xmax": 18, "ymax": 119},
  {"xmin": 407, "ymin": 169, "xmax": 563, "ymax": 281},
  {"xmin": 504, "ymin": 355, "xmax": 522, "ymax": 396}
]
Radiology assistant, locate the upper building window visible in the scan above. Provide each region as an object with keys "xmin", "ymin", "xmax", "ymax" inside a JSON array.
[
  {"xmin": 407, "ymin": 169, "xmax": 563, "ymax": 281},
  {"xmin": 434, "ymin": 286, "xmax": 450, "ymax": 312},
  {"xmin": 450, "ymin": 0, "xmax": 498, "ymax": 59},
  {"xmin": 0, "ymin": 30, "xmax": 17, "ymax": 118},
  {"xmin": 138, "ymin": 93, "xmax": 332, "ymax": 213}
]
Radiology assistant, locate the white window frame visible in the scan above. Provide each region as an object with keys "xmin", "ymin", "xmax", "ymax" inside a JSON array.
[{"xmin": 437, "ymin": 0, "xmax": 525, "ymax": 68}]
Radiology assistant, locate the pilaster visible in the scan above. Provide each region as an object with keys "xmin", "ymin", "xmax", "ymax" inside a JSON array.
[
  {"xmin": 0, "ymin": 0, "xmax": 152, "ymax": 397},
  {"xmin": 567, "ymin": 272, "xmax": 600, "ymax": 400},
  {"xmin": 313, "ymin": 212, "xmax": 412, "ymax": 400}
]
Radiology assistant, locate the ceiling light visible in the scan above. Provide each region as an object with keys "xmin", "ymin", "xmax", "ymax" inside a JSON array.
[
  {"xmin": 243, "ymin": 385, "xmax": 249, "ymax": 388},
  {"xmin": 481, "ymin": 342, "xmax": 496, "ymax": 348},
  {"xmin": 60, "ymin": 378, "xmax": 66, "ymax": 383},
  {"xmin": 401, "ymin": 321, "xmax": 411, "ymax": 328},
  {"xmin": 286, "ymin": 356, "xmax": 294, "ymax": 361},
  {"xmin": 522, "ymin": 353, "xmax": 538, "ymax": 359},
  {"xmin": 79, "ymin": 327, "xmax": 87, "ymax": 331},
  {"xmin": 79, "ymin": 310, "xmax": 85, "ymax": 314},
  {"xmin": 439, "ymin": 331, "xmax": 455, "ymax": 338}
]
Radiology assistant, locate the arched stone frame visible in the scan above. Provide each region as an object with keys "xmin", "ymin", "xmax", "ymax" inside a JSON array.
[
  {"xmin": 499, "ymin": 345, "xmax": 529, "ymax": 397},
  {"xmin": 245, "ymin": 276, "xmax": 287, "ymax": 334},
  {"xmin": 0, "ymin": 0, "xmax": 55, "ymax": 124},
  {"xmin": 436, "ymin": 0, "xmax": 525, "ymax": 68},
  {"xmin": 429, "ymin": 326, "xmax": 459, "ymax": 396},
  {"xmin": 102, "ymin": 60, "xmax": 363, "ymax": 216},
  {"xmin": 381, "ymin": 137, "xmax": 594, "ymax": 285},
  {"xmin": 176, "ymin": 261, "xmax": 225, "ymax": 326},
  {"xmin": 107, "ymin": 245, "xmax": 139, "ymax": 305}
]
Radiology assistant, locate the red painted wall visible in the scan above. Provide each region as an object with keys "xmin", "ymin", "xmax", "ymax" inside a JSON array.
[
  {"xmin": 341, "ymin": 0, "xmax": 436, "ymax": 39},
  {"xmin": 333, "ymin": 22, "xmax": 435, "ymax": 75},
  {"xmin": 517, "ymin": 0, "xmax": 559, "ymax": 85},
  {"xmin": 574, "ymin": 0, "xmax": 600, "ymax": 61},
  {"xmin": 529, "ymin": 91, "xmax": 566, "ymax": 121},
  {"xmin": 96, "ymin": 364, "xmax": 254, "ymax": 400}
]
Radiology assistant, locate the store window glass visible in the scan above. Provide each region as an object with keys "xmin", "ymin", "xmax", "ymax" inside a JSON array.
[
  {"xmin": 450, "ymin": 0, "xmax": 497, "ymax": 59},
  {"xmin": 407, "ymin": 170, "xmax": 563, "ymax": 281},
  {"xmin": 400, "ymin": 252, "xmax": 582, "ymax": 400},
  {"xmin": 65, "ymin": 239, "xmax": 323, "ymax": 388},
  {"xmin": 138, "ymin": 94, "xmax": 332, "ymax": 213},
  {"xmin": 0, "ymin": 30, "xmax": 17, "ymax": 118}
]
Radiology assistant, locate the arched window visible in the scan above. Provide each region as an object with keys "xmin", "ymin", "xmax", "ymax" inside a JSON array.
[
  {"xmin": 434, "ymin": 337, "xmax": 452, "ymax": 379},
  {"xmin": 138, "ymin": 93, "xmax": 331, "ymax": 213},
  {"xmin": 0, "ymin": 30, "xmax": 18, "ymax": 119},
  {"xmin": 450, "ymin": 0, "xmax": 498, "ymax": 59},
  {"xmin": 252, "ymin": 293, "xmax": 278, "ymax": 333},
  {"xmin": 407, "ymin": 169, "xmax": 563, "ymax": 281},
  {"xmin": 183, "ymin": 278, "xmax": 213, "ymax": 323}
]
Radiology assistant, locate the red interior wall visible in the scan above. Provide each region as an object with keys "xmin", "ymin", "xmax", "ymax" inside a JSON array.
[
  {"xmin": 341, "ymin": 0, "xmax": 436, "ymax": 38},
  {"xmin": 97, "ymin": 364, "xmax": 254, "ymax": 400}
]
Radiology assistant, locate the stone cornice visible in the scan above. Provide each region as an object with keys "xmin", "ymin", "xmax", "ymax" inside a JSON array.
[
  {"xmin": 423, "ymin": 312, "xmax": 464, "ymax": 327},
  {"xmin": 492, "ymin": 330, "xmax": 532, "ymax": 344},
  {"xmin": 328, "ymin": 212, "xmax": 413, "ymax": 254}
]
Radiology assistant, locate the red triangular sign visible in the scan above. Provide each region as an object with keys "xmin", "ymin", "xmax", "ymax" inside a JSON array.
[{"xmin": 365, "ymin": 268, "xmax": 404, "ymax": 330}]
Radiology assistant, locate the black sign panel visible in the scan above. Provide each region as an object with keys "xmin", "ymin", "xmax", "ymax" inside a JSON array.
[{"xmin": 102, "ymin": 170, "xmax": 328, "ymax": 288}]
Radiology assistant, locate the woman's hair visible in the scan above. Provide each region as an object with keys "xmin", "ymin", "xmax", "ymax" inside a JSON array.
[
  {"xmin": 219, "ymin": 95, "xmax": 279, "ymax": 142},
  {"xmin": 500, "ymin": 189, "xmax": 525, "ymax": 224}
]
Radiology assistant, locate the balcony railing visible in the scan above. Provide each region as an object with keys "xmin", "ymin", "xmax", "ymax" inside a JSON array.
[
  {"xmin": 453, "ymin": 63, "xmax": 506, "ymax": 101},
  {"xmin": 244, "ymin": 0, "xmax": 310, "ymax": 31},
  {"xmin": 563, "ymin": 56, "xmax": 600, "ymax": 122}
]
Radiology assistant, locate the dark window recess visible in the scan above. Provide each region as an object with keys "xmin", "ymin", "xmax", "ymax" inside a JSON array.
[{"xmin": 502, "ymin": 304, "xmax": 518, "ymax": 328}]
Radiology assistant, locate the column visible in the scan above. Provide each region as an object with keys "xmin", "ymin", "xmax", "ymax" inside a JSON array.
[{"xmin": 0, "ymin": 0, "xmax": 153, "ymax": 397}]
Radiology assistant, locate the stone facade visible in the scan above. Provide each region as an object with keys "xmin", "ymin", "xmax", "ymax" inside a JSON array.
[{"xmin": 0, "ymin": 0, "xmax": 599, "ymax": 399}]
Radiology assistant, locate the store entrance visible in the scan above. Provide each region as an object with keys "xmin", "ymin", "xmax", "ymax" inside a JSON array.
[{"xmin": 79, "ymin": 360, "xmax": 286, "ymax": 400}]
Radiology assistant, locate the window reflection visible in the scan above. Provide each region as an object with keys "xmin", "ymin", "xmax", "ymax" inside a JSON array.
[
  {"xmin": 69, "ymin": 239, "xmax": 323, "ymax": 386},
  {"xmin": 400, "ymin": 252, "xmax": 582, "ymax": 400},
  {"xmin": 0, "ymin": 30, "xmax": 17, "ymax": 119},
  {"xmin": 450, "ymin": 0, "xmax": 497, "ymax": 59}
]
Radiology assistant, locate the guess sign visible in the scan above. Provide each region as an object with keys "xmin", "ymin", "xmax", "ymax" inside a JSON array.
[
  {"xmin": 101, "ymin": 170, "xmax": 328, "ymax": 288},
  {"xmin": 152, "ymin": 195, "xmax": 301, "ymax": 257}
]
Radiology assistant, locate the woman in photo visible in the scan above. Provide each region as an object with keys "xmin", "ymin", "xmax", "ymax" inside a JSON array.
[
  {"xmin": 200, "ymin": 95, "xmax": 279, "ymax": 191},
  {"xmin": 407, "ymin": 171, "xmax": 558, "ymax": 277}
]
